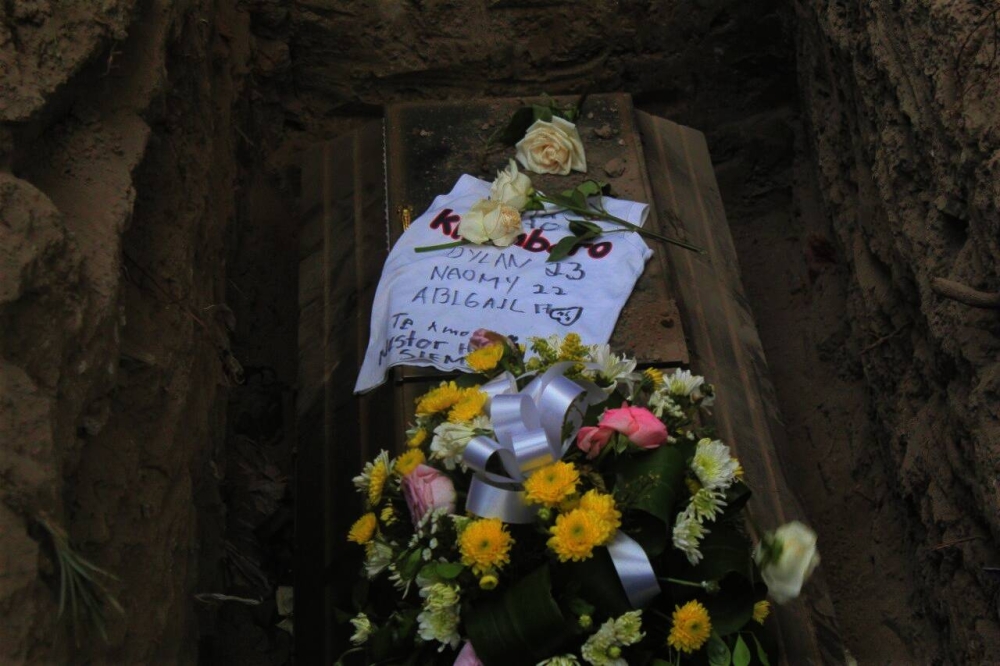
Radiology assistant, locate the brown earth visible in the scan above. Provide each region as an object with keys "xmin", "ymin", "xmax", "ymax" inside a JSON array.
[{"xmin": 2, "ymin": 0, "xmax": 998, "ymax": 663}]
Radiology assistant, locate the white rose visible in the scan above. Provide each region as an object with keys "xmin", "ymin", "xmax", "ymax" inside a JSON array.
[
  {"xmin": 515, "ymin": 117, "xmax": 587, "ymax": 175},
  {"xmin": 755, "ymin": 521, "xmax": 820, "ymax": 604},
  {"xmin": 457, "ymin": 198, "xmax": 523, "ymax": 247},
  {"xmin": 490, "ymin": 159, "xmax": 534, "ymax": 210}
]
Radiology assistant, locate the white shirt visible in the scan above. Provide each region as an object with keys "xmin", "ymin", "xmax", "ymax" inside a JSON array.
[{"xmin": 355, "ymin": 175, "xmax": 651, "ymax": 393}]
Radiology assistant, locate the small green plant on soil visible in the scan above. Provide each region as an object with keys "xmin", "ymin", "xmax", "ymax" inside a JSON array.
[{"xmin": 37, "ymin": 513, "xmax": 124, "ymax": 644}]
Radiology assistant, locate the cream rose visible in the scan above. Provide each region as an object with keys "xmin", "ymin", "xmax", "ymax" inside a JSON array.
[
  {"xmin": 755, "ymin": 521, "xmax": 820, "ymax": 604},
  {"xmin": 515, "ymin": 117, "xmax": 587, "ymax": 175},
  {"xmin": 457, "ymin": 198, "xmax": 523, "ymax": 247},
  {"xmin": 490, "ymin": 159, "xmax": 534, "ymax": 210}
]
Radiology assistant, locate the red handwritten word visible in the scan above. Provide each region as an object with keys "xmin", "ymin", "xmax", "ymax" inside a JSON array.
[
  {"xmin": 428, "ymin": 208, "xmax": 613, "ymax": 260},
  {"xmin": 429, "ymin": 209, "xmax": 462, "ymax": 238}
]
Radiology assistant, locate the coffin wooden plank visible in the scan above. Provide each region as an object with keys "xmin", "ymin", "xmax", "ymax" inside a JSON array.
[
  {"xmin": 636, "ymin": 110, "xmax": 845, "ymax": 665},
  {"xmin": 383, "ymin": 93, "xmax": 689, "ymax": 380},
  {"xmin": 295, "ymin": 120, "xmax": 396, "ymax": 662}
]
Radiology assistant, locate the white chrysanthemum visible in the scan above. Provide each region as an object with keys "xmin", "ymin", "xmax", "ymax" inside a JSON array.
[
  {"xmin": 352, "ymin": 450, "xmax": 393, "ymax": 494},
  {"xmin": 665, "ymin": 368, "xmax": 705, "ymax": 397},
  {"xmin": 690, "ymin": 487, "xmax": 728, "ymax": 522},
  {"xmin": 648, "ymin": 390, "xmax": 684, "ymax": 420},
  {"xmin": 611, "ymin": 610, "xmax": 644, "ymax": 644},
  {"xmin": 580, "ymin": 611, "xmax": 644, "ymax": 666},
  {"xmin": 421, "ymin": 582, "xmax": 459, "ymax": 611},
  {"xmin": 417, "ymin": 583, "xmax": 461, "ymax": 650},
  {"xmin": 588, "ymin": 344, "xmax": 639, "ymax": 390},
  {"xmin": 430, "ymin": 416, "xmax": 490, "ymax": 470},
  {"xmin": 349, "ymin": 612, "xmax": 374, "ymax": 645},
  {"xmin": 691, "ymin": 438, "xmax": 740, "ymax": 491},
  {"xmin": 537, "ymin": 656, "xmax": 582, "ymax": 666},
  {"xmin": 673, "ymin": 507, "xmax": 709, "ymax": 565},
  {"xmin": 581, "ymin": 619, "xmax": 622, "ymax": 666},
  {"xmin": 364, "ymin": 539, "xmax": 393, "ymax": 579}
]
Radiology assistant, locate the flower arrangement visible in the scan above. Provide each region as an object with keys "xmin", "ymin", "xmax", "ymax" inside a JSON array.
[
  {"xmin": 339, "ymin": 331, "xmax": 819, "ymax": 666},
  {"xmin": 415, "ymin": 96, "xmax": 704, "ymax": 260}
]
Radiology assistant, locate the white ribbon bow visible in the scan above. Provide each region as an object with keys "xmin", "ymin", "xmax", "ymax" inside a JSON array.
[{"xmin": 460, "ymin": 363, "xmax": 661, "ymax": 608}]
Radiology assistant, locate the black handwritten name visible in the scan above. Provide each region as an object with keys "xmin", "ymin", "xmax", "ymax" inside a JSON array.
[
  {"xmin": 430, "ymin": 265, "xmax": 520, "ymax": 294},
  {"xmin": 411, "ymin": 286, "xmax": 526, "ymax": 313},
  {"xmin": 444, "ymin": 247, "xmax": 532, "ymax": 270},
  {"xmin": 378, "ymin": 329, "xmax": 467, "ymax": 366}
]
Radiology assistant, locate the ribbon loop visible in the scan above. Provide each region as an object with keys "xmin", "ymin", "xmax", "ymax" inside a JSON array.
[
  {"xmin": 460, "ymin": 363, "xmax": 661, "ymax": 607},
  {"xmin": 607, "ymin": 532, "xmax": 662, "ymax": 608}
]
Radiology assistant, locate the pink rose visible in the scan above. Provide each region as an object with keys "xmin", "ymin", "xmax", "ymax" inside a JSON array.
[
  {"xmin": 454, "ymin": 641, "xmax": 483, "ymax": 666},
  {"xmin": 469, "ymin": 328, "xmax": 509, "ymax": 351},
  {"xmin": 402, "ymin": 464, "xmax": 456, "ymax": 524},
  {"xmin": 601, "ymin": 406, "xmax": 668, "ymax": 449},
  {"xmin": 576, "ymin": 406, "xmax": 668, "ymax": 458},
  {"xmin": 576, "ymin": 425, "xmax": 615, "ymax": 459}
]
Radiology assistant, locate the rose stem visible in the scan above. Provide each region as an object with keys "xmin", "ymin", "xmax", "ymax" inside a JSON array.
[{"xmin": 414, "ymin": 240, "xmax": 470, "ymax": 253}]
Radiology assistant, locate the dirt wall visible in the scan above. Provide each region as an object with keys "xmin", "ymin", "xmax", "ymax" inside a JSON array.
[
  {"xmin": 796, "ymin": 1, "xmax": 1000, "ymax": 661},
  {"xmin": 0, "ymin": 0, "xmax": 250, "ymax": 661}
]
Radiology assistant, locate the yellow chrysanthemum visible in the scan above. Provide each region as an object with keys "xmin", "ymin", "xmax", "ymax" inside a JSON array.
[
  {"xmin": 644, "ymin": 367, "xmax": 664, "ymax": 388},
  {"xmin": 448, "ymin": 388, "xmax": 488, "ymax": 423},
  {"xmin": 578, "ymin": 490, "xmax": 621, "ymax": 543},
  {"xmin": 368, "ymin": 460, "xmax": 388, "ymax": 506},
  {"xmin": 466, "ymin": 343, "xmax": 504, "ymax": 372},
  {"xmin": 524, "ymin": 462, "xmax": 580, "ymax": 507},
  {"xmin": 348, "ymin": 513, "xmax": 377, "ymax": 545},
  {"xmin": 667, "ymin": 600, "xmax": 712, "ymax": 653},
  {"xmin": 395, "ymin": 448, "xmax": 425, "ymax": 476},
  {"xmin": 416, "ymin": 381, "xmax": 463, "ymax": 416},
  {"xmin": 459, "ymin": 518, "xmax": 514, "ymax": 574},
  {"xmin": 547, "ymin": 508, "xmax": 603, "ymax": 562},
  {"xmin": 735, "ymin": 463, "xmax": 745, "ymax": 480},
  {"xmin": 753, "ymin": 600, "xmax": 771, "ymax": 625},
  {"xmin": 558, "ymin": 333, "xmax": 588, "ymax": 361},
  {"xmin": 407, "ymin": 428, "xmax": 428, "ymax": 448},
  {"xmin": 380, "ymin": 505, "xmax": 397, "ymax": 526}
]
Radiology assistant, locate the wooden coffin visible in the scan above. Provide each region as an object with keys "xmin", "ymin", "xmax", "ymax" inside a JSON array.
[{"xmin": 294, "ymin": 96, "xmax": 845, "ymax": 664}]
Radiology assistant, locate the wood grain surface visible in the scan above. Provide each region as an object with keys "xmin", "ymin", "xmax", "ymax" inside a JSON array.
[{"xmin": 636, "ymin": 110, "xmax": 845, "ymax": 665}]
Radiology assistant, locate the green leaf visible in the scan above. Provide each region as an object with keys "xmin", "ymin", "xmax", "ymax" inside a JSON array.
[
  {"xmin": 624, "ymin": 512, "xmax": 668, "ymax": 557},
  {"xmin": 568, "ymin": 219, "xmax": 603, "ymax": 236},
  {"xmin": 399, "ymin": 549, "xmax": 424, "ymax": 581},
  {"xmin": 548, "ymin": 236, "xmax": 586, "ymax": 263},
  {"xmin": 496, "ymin": 106, "xmax": 536, "ymax": 145},
  {"xmin": 566, "ymin": 597, "xmax": 596, "ymax": 618},
  {"xmin": 576, "ymin": 180, "xmax": 607, "ymax": 197},
  {"xmin": 751, "ymin": 633, "xmax": 772, "ymax": 666},
  {"xmin": 464, "ymin": 566, "xmax": 574, "ymax": 666},
  {"xmin": 615, "ymin": 443, "xmax": 692, "ymax": 527},
  {"xmin": 351, "ymin": 580, "xmax": 369, "ymax": 611},
  {"xmin": 561, "ymin": 548, "xmax": 633, "ymax": 617},
  {"xmin": 532, "ymin": 104, "xmax": 554, "ymax": 122},
  {"xmin": 423, "ymin": 561, "xmax": 465, "ymax": 580},
  {"xmin": 544, "ymin": 191, "xmax": 577, "ymax": 210},
  {"xmin": 707, "ymin": 633, "xmax": 732, "ymax": 666},
  {"xmin": 733, "ymin": 635, "xmax": 751, "ymax": 666},
  {"xmin": 701, "ymin": 574, "xmax": 755, "ymax": 636},
  {"xmin": 689, "ymin": 522, "xmax": 752, "ymax": 582},
  {"xmin": 721, "ymin": 482, "xmax": 752, "ymax": 519}
]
